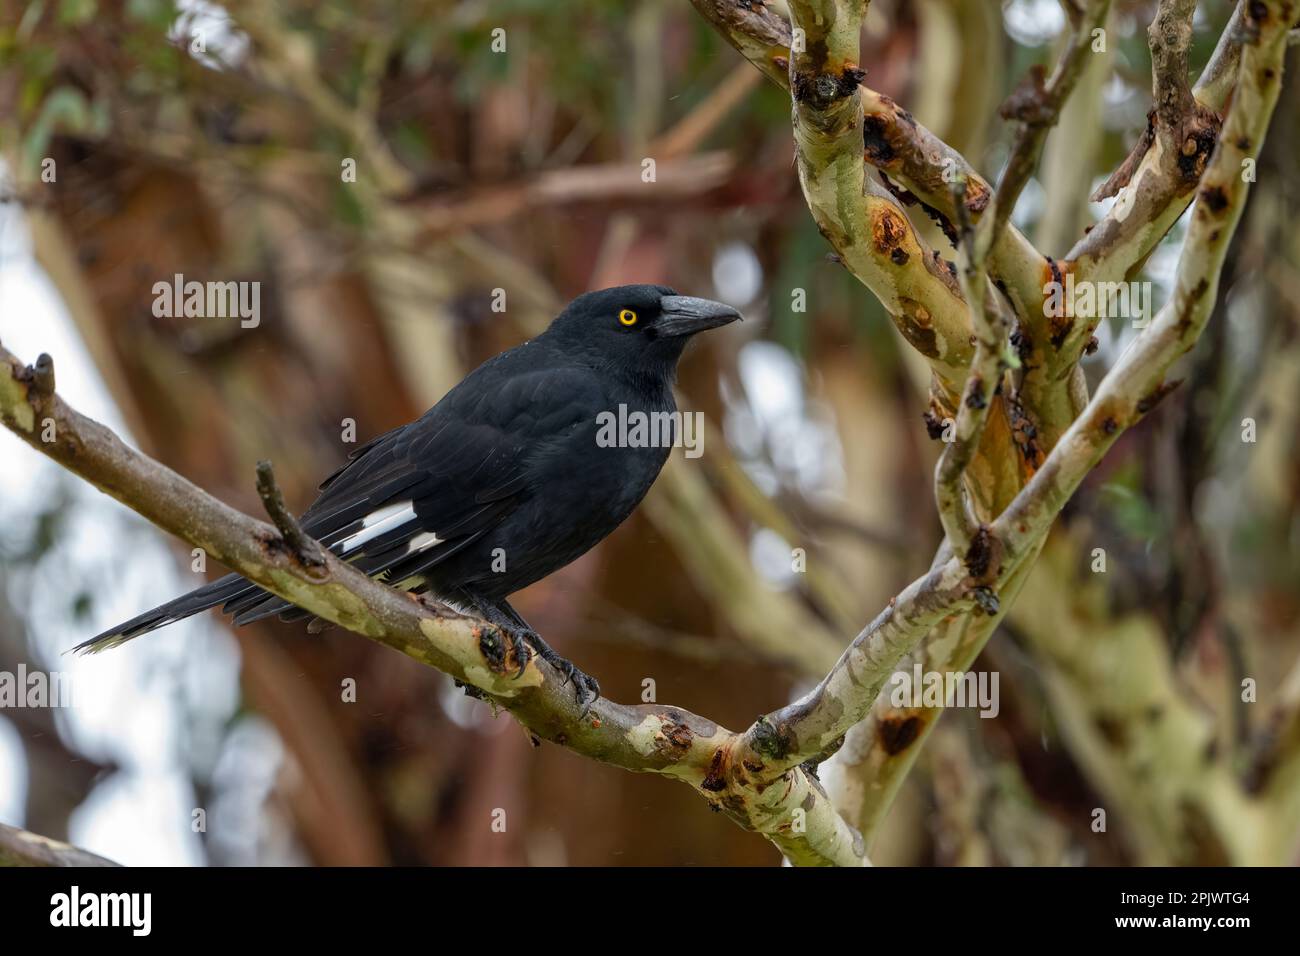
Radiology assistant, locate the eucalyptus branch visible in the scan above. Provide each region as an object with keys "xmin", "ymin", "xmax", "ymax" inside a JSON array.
[
  {"xmin": 1013, "ymin": 535, "xmax": 1292, "ymax": 865},
  {"xmin": 1057, "ymin": 0, "xmax": 1253, "ymax": 346},
  {"xmin": 934, "ymin": 179, "xmax": 1012, "ymax": 562},
  {"xmin": 973, "ymin": 0, "xmax": 1111, "ymax": 448},
  {"xmin": 705, "ymin": 0, "xmax": 1290, "ymax": 805},
  {"xmin": 989, "ymin": 0, "xmax": 1114, "ymax": 242},
  {"xmin": 690, "ymin": 0, "xmax": 1047, "ymax": 395},
  {"xmin": 997, "ymin": 0, "xmax": 1291, "ymax": 564},
  {"xmin": 830, "ymin": 546, "xmax": 1043, "ymax": 844},
  {"xmin": 1024, "ymin": 0, "xmax": 1253, "ymax": 442},
  {"xmin": 255, "ymin": 459, "xmax": 327, "ymax": 569},
  {"xmin": 929, "ymin": 0, "xmax": 1102, "ymax": 567},
  {"xmin": 856, "ymin": 88, "xmax": 1048, "ymax": 327},
  {"xmin": 0, "ymin": 343, "xmax": 865, "ymax": 867},
  {"xmin": 689, "ymin": 0, "xmax": 1068, "ymax": 342},
  {"xmin": 784, "ymin": 0, "xmax": 975, "ymax": 392},
  {"xmin": 0, "ymin": 823, "xmax": 118, "ymax": 867},
  {"xmin": 1149, "ymin": 0, "xmax": 1199, "ymax": 138}
]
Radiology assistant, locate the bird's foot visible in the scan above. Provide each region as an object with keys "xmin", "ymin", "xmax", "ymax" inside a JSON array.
[
  {"xmin": 525, "ymin": 632, "xmax": 600, "ymax": 716},
  {"xmin": 500, "ymin": 626, "xmax": 533, "ymax": 679}
]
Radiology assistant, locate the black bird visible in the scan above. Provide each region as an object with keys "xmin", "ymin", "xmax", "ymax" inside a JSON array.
[{"xmin": 77, "ymin": 285, "xmax": 741, "ymax": 706}]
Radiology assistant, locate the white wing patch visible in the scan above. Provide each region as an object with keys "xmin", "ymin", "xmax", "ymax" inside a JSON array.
[
  {"xmin": 406, "ymin": 531, "xmax": 443, "ymax": 553},
  {"xmin": 341, "ymin": 500, "xmax": 416, "ymax": 553}
]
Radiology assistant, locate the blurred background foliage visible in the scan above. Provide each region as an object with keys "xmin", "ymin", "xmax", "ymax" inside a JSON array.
[{"xmin": 0, "ymin": 0, "xmax": 1296, "ymax": 865}]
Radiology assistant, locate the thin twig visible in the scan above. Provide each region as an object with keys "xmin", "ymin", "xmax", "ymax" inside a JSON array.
[
  {"xmin": 28, "ymin": 352, "xmax": 55, "ymax": 397},
  {"xmin": 254, "ymin": 459, "xmax": 327, "ymax": 570},
  {"xmin": 990, "ymin": 0, "xmax": 1114, "ymax": 242},
  {"xmin": 933, "ymin": 177, "xmax": 1011, "ymax": 562}
]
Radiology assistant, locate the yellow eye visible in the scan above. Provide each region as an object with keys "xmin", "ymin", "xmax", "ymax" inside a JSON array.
[{"xmin": 618, "ymin": 309, "xmax": 638, "ymax": 326}]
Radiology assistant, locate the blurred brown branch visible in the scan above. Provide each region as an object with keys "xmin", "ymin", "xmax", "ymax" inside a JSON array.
[{"xmin": 406, "ymin": 153, "xmax": 735, "ymax": 241}]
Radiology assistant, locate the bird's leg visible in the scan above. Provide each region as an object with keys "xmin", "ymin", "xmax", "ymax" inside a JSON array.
[
  {"xmin": 524, "ymin": 630, "xmax": 601, "ymax": 717},
  {"xmin": 467, "ymin": 595, "xmax": 600, "ymax": 714},
  {"xmin": 460, "ymin": 598, "xmax": 532, "ymax": 679},
  {"xmin": 444, "ymin": 588, "xmax": 530, "ymax": 677}
]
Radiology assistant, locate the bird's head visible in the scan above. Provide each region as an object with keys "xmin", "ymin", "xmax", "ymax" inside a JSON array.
[{"xmin": 545, "ymin": 284, "xmax": 742, "ymax": 375}]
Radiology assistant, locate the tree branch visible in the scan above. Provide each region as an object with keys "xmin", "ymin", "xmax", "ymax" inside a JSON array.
[
  {"xmin": 0, "ymin": 823, "xmax": 119, "ymax": 867},
  {"xmin": 406, "ymin": 154, "xmax": 737, "ymax": 241},
  {"xmin": 931, "ymin": 0, "xmax": 1107, "ymax": 575},
  {"xmin": 934, "ymin": 178, "xmax": 1013, "ymax": 563},
  {"xmin": 255, "ymin": 459, "xmax": 327, "ymax": 570},
  {"xmin": 0, "ymin": 342, "xmax": 865, "ymax": 866},
  {"xmin": 997, "ymin": 0, "xmax": 1291, "ymax": 565},
  {"xmin": 1012, "ymin": 534, "xmax": 1281, "ymax": 864},
  {"xmin": 986, "ymin": 0, "xmax": 1113, "ymax": 440},
  {"xmin": 856, "ymin": 87, "xmax": 1048, "ymax": 334},
  {"xmin": 1149, "ymin": 0, "xmax": 1199, "ymax": 137},
  {"xmin": 710, "ymin": 0, "xmax": 1290, "ymax": 816},
  {"xmin": 1056, "ymin": 1, "xmax": 1252, "ymax": 344},
  {"xmin": 1022, "ymin": 0, "xmax": 1262, "ymax": 451},
  {"xmin": 990, "ymin": 0, "xmax": 1114, "ymax": 243},
  {"xmin": 3, "ymin": 0, "xmax": 1287, "ymax": 867},
  {"xmin": 689, "ymin": 0, "xmax": 1051, "ymax": 354},
  {"xmin": 783, "ymin": 0, "xmax": 976, "ymax": 392},
  {"xmin": 830, "ymin": 544, "xmax": 1043, "ymax": 845}
]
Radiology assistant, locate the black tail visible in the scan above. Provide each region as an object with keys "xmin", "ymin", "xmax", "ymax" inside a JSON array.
[{"xmin": 74, "ymin": 573, "xmax": 263, "ymax": 654}]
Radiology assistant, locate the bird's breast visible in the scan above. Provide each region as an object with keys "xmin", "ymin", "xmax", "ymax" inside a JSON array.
[{"xmin": 511, "ymin": 396, "xmax": 677, "ymax": 563}]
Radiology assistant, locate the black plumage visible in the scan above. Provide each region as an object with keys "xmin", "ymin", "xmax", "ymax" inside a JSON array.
[{"xmin": 77, "ymin": 284, "xmax": 742, "ymax": 704}]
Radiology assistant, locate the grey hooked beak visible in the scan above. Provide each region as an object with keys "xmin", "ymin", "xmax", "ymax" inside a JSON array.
[{"xmin": 656, "ymin": 295, "xmax": 743, "ymax": 337}]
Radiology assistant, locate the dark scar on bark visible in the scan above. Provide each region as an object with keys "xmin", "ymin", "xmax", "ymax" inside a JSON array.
[
  {"xmin": 878, "ymin": 714, "xmax": 922, "ymax": 755},
  {"xmin": 923, "ymin": 409, "xmax": 946, "ymax": 440},
  {"xmin": 964, "ymin": 525, "xmax": 999, "ymax": 580},
  {"xmin": 750, "ymin": 715, "xmax": 796, "ymax": 762},
  {"xmin": 700, "ymin": 747, "xmax": 728, "ymax": 792},
  {"xmin": 1137, "ymin": 379, "xmax": 1183, "ymax": 415},
  {"xmin": 863, "ymin": 113, "xmax": 897, "ymax": 164}
]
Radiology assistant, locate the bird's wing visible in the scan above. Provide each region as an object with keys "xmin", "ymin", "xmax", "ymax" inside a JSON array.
[
  {"xmin": 223, "ymin": 359, "xmax": 605, "ymax": 623},
  {"xmin": 75, "ymin": 353, "xmax": 605, "ymax": 649}
]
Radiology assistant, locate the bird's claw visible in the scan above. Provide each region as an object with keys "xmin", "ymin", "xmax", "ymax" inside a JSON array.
[
  {"xmin": 559, "ymin": 660, "xmax": 600, "ymax": 717},
  {"xmin": 502, "ymin": 627, "xmax": 533, "ymax": 679},
  {"xmin": 527, "ymin": 636, "xmax": 600, "ymax": 715}
]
